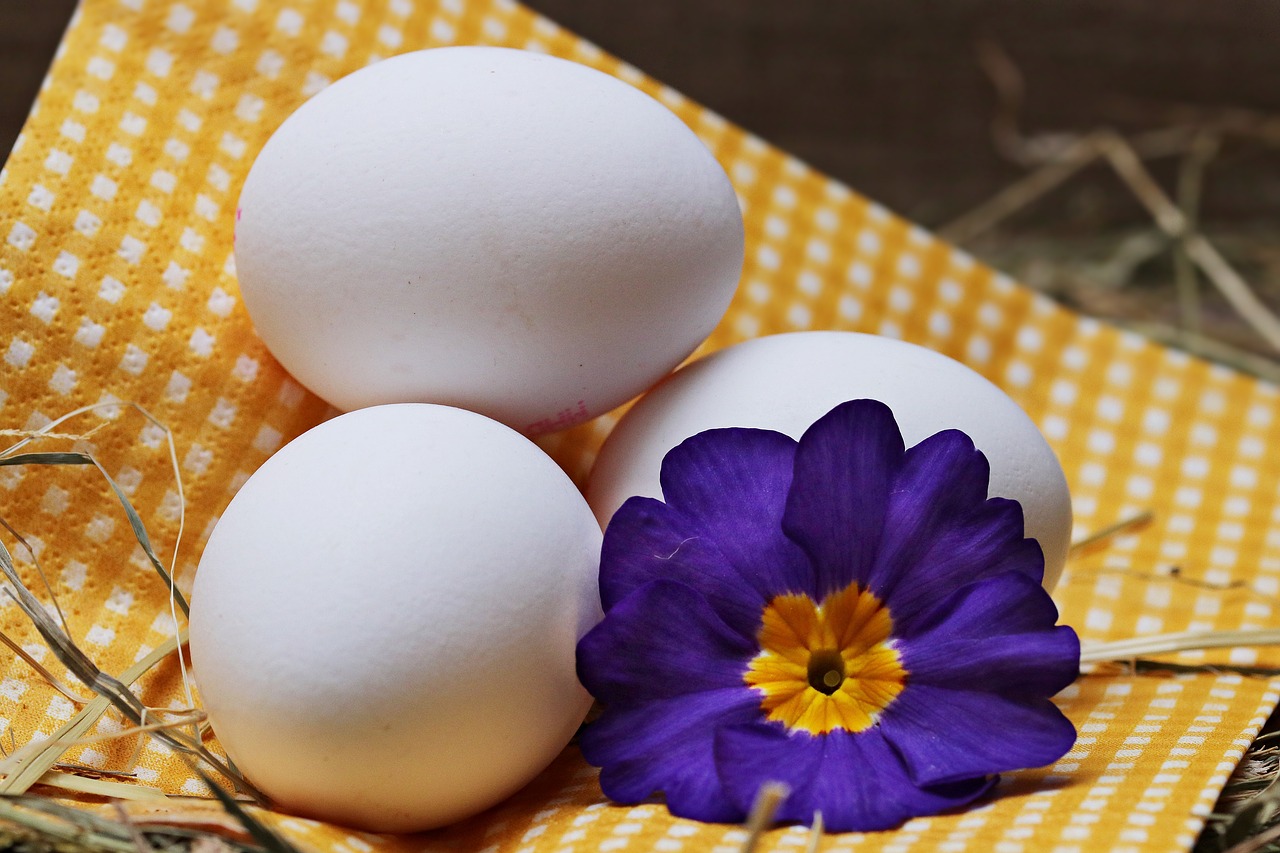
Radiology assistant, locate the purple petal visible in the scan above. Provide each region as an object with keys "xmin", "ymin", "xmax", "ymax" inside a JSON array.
[
  {"xmin": 866, "ymin": 430, "xmax": 992, "ymax": 602},
  {"xmin": 659, "ymin": 428, "xmax": 812, "ymax": 598},
  {"xmin": 601, "ymin": 429, "xmax": 810, "ymax": 637},
  {"xmin": 879, "ymin": 685, "xmax": 1077, "ymax": 786},
  {"xmin": 577, "ymin": 580, "xmax": 757, "ymax": 704},
  {"xmin": 781, "ymin": 400, "xmax": 905, "ymax": 598},
  {"xmin": 581, "ymin": 689, "xmax": 760, "ymax": 823},
  {"xmin": 912, "ymin": 570, "xmax": 1063, "ymax": 637},
  {"xmin": 880, "ymin": 497, "xmax": 1045, "ymax": 637},
  {"xmin": 714, "ymin": 723, "xmax": 994, "ymax": 832},
  {"xmin": 899, "ymin": 572, "xmax": 1081, "ymax": 696},
  {"xmin": 601, "ymin": 499, "xmax": 766, "ymax": 636}
]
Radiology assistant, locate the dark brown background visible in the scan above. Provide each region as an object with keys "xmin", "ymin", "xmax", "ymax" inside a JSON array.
[
  {"xmin": 0, "ymin": 1, "xmax": 79, "ymax": 153},
  {"xmin": 529, "ymin": 0, "xmax": 1280, "ymax": 228},
  {"xmin": 5, "ymin": 1, "xmax": 1280, "ymax": 226}
]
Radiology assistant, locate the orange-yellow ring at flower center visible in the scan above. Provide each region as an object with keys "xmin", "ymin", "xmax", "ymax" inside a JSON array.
[{"xmin": 743, "ymin": 582, "xmax": 907, "ymax": 735}]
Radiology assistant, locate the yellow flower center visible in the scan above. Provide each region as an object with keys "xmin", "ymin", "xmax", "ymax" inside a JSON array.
[{"xmin": 743, "ymin": 582, "xmax": 907, "ymax": 735}]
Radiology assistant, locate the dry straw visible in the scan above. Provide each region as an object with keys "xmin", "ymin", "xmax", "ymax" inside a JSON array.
[
  {"xmin": 944, "ymin": 39, "xmax": 1280, "ymax": 385},
  {"xmin": 0, "ymin": 404, "xmax": 294, "ymax": 853}
]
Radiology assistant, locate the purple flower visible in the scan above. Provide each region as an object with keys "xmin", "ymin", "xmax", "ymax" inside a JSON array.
[{"xmin": 576, "ymin": 399, "xmax": 1080, "ymax": 832}]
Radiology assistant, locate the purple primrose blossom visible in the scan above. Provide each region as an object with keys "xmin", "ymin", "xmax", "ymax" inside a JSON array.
[{"xmin": 576, "ymin": 399, "xmax": 1080, "ymax": 831}]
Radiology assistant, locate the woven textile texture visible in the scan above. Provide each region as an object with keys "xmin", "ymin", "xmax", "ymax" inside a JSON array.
[{"xmin": 1, "ymin": 1, "xmax": 1278, "ymax": 851}]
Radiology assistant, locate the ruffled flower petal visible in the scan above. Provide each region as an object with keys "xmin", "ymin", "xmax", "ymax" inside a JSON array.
[
  {"xmin": 659, "ymin": 429, "xmax": 813, "ymax": 597},
  {"xmin": 577, "ymin": 580, "xmax": 757, "ymax": 704},
  {"xmin": 581, "ymin": 689, "xmax": 760, "ymax": 822},
  {"xmin": 599, "ymin": 500, "xmax": 765, "ymax": 637},
  {"xmin": 882, "ymin": 572, "xmax": 1079, "ymax": 785},
  {"xmin": 866, "ymin": 429, "xmax": 993, "ymax": 602},
  {"xmin": 878, "ymin": 684, "xmax": 1078, "ymax": 787},
  {"xmin": 898, "ymin": 572, "xmax": 1081, "ymax": 697},
  {"xmin": 578, "ymin": 579, "xmax": 763, "ymax": 821},
  {"xmin": 714, "ymin": 723, "xmax": 995, "ymax": 832},
  {"xmin": 881, "ymin": 497, "xmax": 1046, "ymax": 638},
  {"xmin": 781, "ymin": 400, "xmax": 905, "ymax": 598},
  {"xmin": 600, "ymin": 429, "xmax": 811, "ymax": 637}
]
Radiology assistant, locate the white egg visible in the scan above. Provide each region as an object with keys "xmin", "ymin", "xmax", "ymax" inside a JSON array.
[
  {"xmin": 189, "ymin": 404, "xmax": 602, "ymax": 832},
  {"xmin": 587, "ymin": 332, "xmax": 1072, "ymax": 590},
  {"xmin": 235, "ymin": 46, "xmax": 744, "ymax": 435}
]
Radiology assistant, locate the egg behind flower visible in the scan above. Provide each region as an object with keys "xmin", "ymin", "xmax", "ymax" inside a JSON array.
[{"xmin": 189, "ymin": 404, "xmax": 602, "ymax": 832}]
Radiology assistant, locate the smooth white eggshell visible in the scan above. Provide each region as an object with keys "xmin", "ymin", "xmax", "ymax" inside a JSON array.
[
  {"xmin": 235, "ymin": 46, "xmax": 744, "ymax": 434},
  {"xmin": 190, "ymin": 404, "xmax": 602, "ymax": 832},
  {"xmin": 587, "ymin": 332, "xmax": 1072, "ymax": 590}
]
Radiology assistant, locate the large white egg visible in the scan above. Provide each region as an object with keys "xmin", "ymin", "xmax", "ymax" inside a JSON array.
[
  {"xmin": 588, "ymin": 332, "xmax": 1073, "ymax": 590},
  {"xmin": 189, "ymin": 404, "xmax": 602, "ymax": 832},
  {"xmin": 235, "ymin": 46, "xmax": 744, "ymax": 435}
]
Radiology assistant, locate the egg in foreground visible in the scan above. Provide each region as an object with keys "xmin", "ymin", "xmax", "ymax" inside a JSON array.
[
  {"xmin": 587, "ymin": 332, "xmax": 1073, "ymax": 590},
  {"xmin": 234, "ymin": 46, "xmax": 744, "ymax": 434},
  {"xmin": 190, "ymin": 404, "xmax": 602, "ymax": 831}
]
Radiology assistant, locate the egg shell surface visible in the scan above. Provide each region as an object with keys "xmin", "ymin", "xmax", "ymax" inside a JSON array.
[
  {"xmin": 587, "ymin": 331, "xmax": 1073, "ymax": 590},
  {"xmin": 234, "ymin": 46, "xmax": 744, "ymax": 434},
  {"xmin": 189, "ymin": 404, "xmax": 603, "ymax": 832}
]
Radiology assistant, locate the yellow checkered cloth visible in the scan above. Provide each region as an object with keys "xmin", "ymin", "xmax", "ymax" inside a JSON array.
[{"xmin": 0, "ymin": 1, "xmax": 1277, "ymax": 851}]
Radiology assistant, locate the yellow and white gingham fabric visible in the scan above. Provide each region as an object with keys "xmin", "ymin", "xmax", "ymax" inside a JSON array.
[{"xmin": 1, "ymin": 1, "xmax": 1279, "ymax": 851}]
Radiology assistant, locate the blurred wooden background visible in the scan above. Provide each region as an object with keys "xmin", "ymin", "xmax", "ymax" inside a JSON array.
[{"xmin": 4, "ymin": 1, "xmax": 1280, "ymax": 365}]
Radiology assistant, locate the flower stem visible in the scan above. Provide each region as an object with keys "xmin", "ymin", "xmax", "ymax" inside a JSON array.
[{"xmin": 1079, "ymin": 629, "xmax": 1280, "ymax": 664}]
